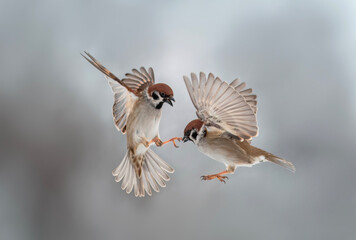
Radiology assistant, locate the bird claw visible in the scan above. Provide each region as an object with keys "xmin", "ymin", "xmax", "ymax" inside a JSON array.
[
  {"xmin": 155, "ymin": 139, "xmax": 163, "ymax": 147},
  {"xmin": 217, "ymin": 176, "xmax": 229, "ymax": 183},
  {"xmin": 171, "ymin": 137, "xmax": 182, "ymax": 148},
  {"xmin": 201, "ymin": 175, "xmax": 229, "ymax": 183},
  {"xmin": 140, "ymin": 137, "xmax": 150, "ymax": 148},
  {"xmin": 149, "ymin": 137, "xmax": 182, "ymax": 148},
  {"xmin": 148, "ymin": 137, "xmax": 162, "ymax": 146},
  {"xmin": 161, "ymin": 137, "xmax": 182, "ymax": 148}
]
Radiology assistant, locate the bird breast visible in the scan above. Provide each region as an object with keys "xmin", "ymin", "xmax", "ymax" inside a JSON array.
[
  {"xmin": 126, "ymin": 98, "xmax": 162, "ymax": 153},
  {"xmin": 197, "ymin": 136, "xmax": 247, "ymax": 166}
]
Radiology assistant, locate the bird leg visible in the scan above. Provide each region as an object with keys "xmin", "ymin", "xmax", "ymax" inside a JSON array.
[
  {"xmin": 149, "ymin": 136, "xmax": 182, "ymax": 148},
  {"xmin": 148, "ymin": 137, "xmax": 162, "ymax": 146},
  {"xmin": 139, "ymin": 137, "xmax": 150, "ymax": 148},
  {"xmin": 161, "ymin": 137, "xmax": 183, "ymax": 148},
  {"xmin": 201, "ymin": 170, "xmax": 231, "ymax": 183}
]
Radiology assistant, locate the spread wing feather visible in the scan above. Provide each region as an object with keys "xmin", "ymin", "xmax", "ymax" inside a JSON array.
[
  {"xmin": 229, "ymin": 78, "xmax": 257, "ymax": 114},
  {"xmin": 184, "ymin": 72, "xmax": 259, "ymax": 140},
  {"xmin": 108, "ymin": 78, "xmax": 137, "ymax": 133},
  {"xmin": 122, "ymin": 67, "xmax": 155, "ymax": 92},
  {"xmin": 82, "ymin": 52, "xmax": 154, "ymax": 133}
]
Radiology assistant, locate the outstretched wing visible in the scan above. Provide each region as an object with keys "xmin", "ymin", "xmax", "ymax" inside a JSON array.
[
  {"xmin": 229, "ymin": 78, "xmax": 257, "ymax": 114},
  {"xmin": 122, "ymin": 67, "xmax": 155, "ymax": 92},
  {"xmin": 184, "ymin": 72, "xmax": 258, "ymax": 140},
  {"xmin": 82, "ymin": 52, "xmax": 154, "ymax": 133}
]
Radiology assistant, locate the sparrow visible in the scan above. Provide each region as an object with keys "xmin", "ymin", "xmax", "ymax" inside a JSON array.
[
  {"xmin": 182, "ymin": 72, "xmax": 295, "ymax": 183},
  {"xmin": 82, "ymin": 52, "xmax": 182, "ymax": 197}
]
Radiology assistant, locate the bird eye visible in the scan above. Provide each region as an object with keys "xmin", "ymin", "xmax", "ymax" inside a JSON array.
[
  {"xmin": 152, "ymin": 92, "xmax": 159, "ymax": 100},
  {"xmin": 160, "ymin": 93, "xmax": 166, "ymax": 98},
  {"xmin": 191, "ymin": 131, "xmax": 198, "ymax": 140}
]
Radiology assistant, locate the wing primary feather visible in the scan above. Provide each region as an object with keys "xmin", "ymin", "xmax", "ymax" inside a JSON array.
[
  {"xmin": 199, "ymin": 72, "xmax": 207, "ymax": 106},
  {"xmin": 234, "ymin": 82, "xmax": 246, "ymax": 91},
  {"xmin": 122, "ymin": 78, "xmax": 144, "ymax": 86},
  {"xmin": 184, "ymin": 76, "xmax": 199, "ymax": 109},
  {"xmin": 124, "ymin": 74, "xmax": 145, "ymax": 83},
  {"xmin": 204, "ymin": 73, "xmax": 216, "ymax": 106},
  {"xmin": 202, "ymin": 73, "xmax": 214, "ymax": 107},
  {"xmin": 206, "ymin": 76, "xmax": 221, "ymax": 106},
  {"xmin": 211, "ymin": 87, "xmax": 235, "ymax": 110},
  {"xmin": 244, "ymin": 95, "xmax": 257, "ymax": 100},
  {"xmin": 132, "ymin": 68, "xmax": 149, "ymax": 82},
  {"xmin": 148, "ymin": 67, "xmax": 155, "ymax": 83},
  {"xmin": 210, "ymin": 80, "xmax": 230, "ymax": 107},
  {"xmin": 81, "ymin": 52, "xmax": 134, "ymax": 93},
  {"xmin": 140, "ymin": 67, "xmax": 153, "ymax": 82},
  {"xmin": 240, "ymin": 88, "xmax": 253, "ymax": 94},
  {"xmin": 183, "ymin": 72, "xmax": 259, "ymax": 140},
  {"xmin": 191, "ymin": 73, "xmax": 200, "ymax": 104},
  {"xmin": 230, "ymin": 78, "xmax": 240, "ymax": 88}
]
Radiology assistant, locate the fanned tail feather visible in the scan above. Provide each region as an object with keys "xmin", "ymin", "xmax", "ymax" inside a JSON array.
[{"xmin": 112, "ymin": 149, "xmax": 174, "ymax": 197}]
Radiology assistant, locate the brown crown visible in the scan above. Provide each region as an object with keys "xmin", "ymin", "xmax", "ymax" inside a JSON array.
[
  {"xmin": 184, "ymin": 119, "xmax": 204, "ymax": 134},
  {"xmin": 148, "ymin": 83, "xmax": 174, "ymax": 97}
]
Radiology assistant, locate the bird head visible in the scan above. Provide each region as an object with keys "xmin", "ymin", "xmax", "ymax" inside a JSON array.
[
  {"xmin": 183, "ymin": 119, "xmax": 205, "ymax": 144},
  {"xmin": 148, "ymin": 83, "xmax": 175, "ymax": 109}
]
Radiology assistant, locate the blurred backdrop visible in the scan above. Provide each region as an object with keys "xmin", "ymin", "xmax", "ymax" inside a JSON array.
[{"xmin": 1, "ymin": 0, "xmax": 356, "ymax": 240}]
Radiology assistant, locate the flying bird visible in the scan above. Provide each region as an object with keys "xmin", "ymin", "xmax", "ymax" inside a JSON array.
[
  {"xmin": 182, "ymin": 72, "xmax": 295, "ymax": 183},
  {"xmin": 82, "ymin": 52, "xmax": 181, "ymax": 197}
]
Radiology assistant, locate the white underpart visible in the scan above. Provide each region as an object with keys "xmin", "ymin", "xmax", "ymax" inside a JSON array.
[
  {"xmin": 256, "ymin": 155, "xmax": 266, "ymax": 162},
  {"xmin": 129, "ymin": 94, "xmax": 162, "ymax": 155},
  {"xmin": 110, "ymin": 88, "xmax": 173, "ymax": 197}
]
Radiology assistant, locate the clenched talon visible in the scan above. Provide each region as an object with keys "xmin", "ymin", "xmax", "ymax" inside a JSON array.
[
  {"xmin": 161, "ymin": 137, "xmax": 182, "ymax": 148},
  {"xmin": 140, "ymin": 137, "xmax": 150, "ymax": 147},
  {"xmin": 149, "ymin": 137, "xmax": 162, "ymax": 147},
  {"xmin": 155, "ymin": 139, "xmax": 163, "ymax": 147},
  {"xmin": 200, "ymin": 174, "xmax": 229, "ymax": 183},
  {"xmin": 152, "ymin": 137, "xmax": 163, "ymax": 147},
  {"xmin": 171, "ymin": 137, "xmax": 182, "ymax": 148},
  {"xmin": 216, "ymin": 175, "xmax": 228, "ymax": 183}
]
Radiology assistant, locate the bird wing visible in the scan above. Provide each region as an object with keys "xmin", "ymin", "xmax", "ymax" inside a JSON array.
[
  {"xmin": 229, "ymin": 78, "xmax": 257, "ymax": 114},
  {"xmin": 82, "ymin": 52, "xmax": 154, "ymax": 134},
  {"xmin": 122, "ymin": 67, "xmax": 155, "ymax": 92},
  {"xmin": 184, "ymin": 72, "xmax": 258, "ymax": 141}
]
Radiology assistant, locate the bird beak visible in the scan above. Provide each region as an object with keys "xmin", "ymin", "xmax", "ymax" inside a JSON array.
[
  {"xmin": 165, "ymin": 97, "xmax": 174, "ymax": 106},
  {"xmin": 182, "ymin": 135, "xmax": 189, "ymax": 143}
]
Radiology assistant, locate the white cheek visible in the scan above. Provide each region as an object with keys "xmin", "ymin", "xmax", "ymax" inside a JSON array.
[{"xmin": 152, "ymin": 97, "xmax": 163, "ymax": 106}]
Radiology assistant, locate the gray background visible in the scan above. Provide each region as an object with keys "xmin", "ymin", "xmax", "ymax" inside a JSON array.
[{"xmin": 1, "ymin": 0, "xmax": 356, "ymax": 240}]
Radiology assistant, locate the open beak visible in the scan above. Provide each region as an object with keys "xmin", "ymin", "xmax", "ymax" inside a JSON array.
[
  {"xmin": 165, "ymin": 97, "xmax": 175, "ymax": 106},
  {"xmin": 182, "ymin": 135, "xmax": 189, "ymax": 142}
]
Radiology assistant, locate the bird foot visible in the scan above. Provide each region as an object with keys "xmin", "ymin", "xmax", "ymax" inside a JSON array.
[
  {"xmin": 150, "ymin": 137, "xmax": 182, "ymax": 148},
  {"xmin": 149, "ymin": 137, "xmax": 162, "ymax": 146},
  {"xmin": 140, "ymin": 137, "xmax": 150, "ymax": 148},
  {"xmin": 201, "ymin": 174, "xmax": 229, "ymax": 183},
  {"xmin": 163, "ymin": 137, "xmax": 183, "ymax": 148}
]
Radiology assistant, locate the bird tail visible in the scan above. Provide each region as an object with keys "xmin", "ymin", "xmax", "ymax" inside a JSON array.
[
  {"xmin": 112, "ymin": 149, "xmax": 174, "ymax": 197},
  {"xmin": 252, "ymin": 146, "xmax": 296, "ymax": 173},
  {"xmin": 266, "ymin": 155, "xmax": 296, "ymax": 173}
]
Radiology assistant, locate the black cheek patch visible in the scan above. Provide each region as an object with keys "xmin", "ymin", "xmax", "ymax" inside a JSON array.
[
  {"xmin": 192, "ymin": 131, "xmax": 198, "ymax": 140},
  {"xmin": 152, "ymin": 92, "xmax": 159, "ymax": 100},
  {"xmin": 156, "ymin": 102, "xmax": 164, "ymax": 109}
]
